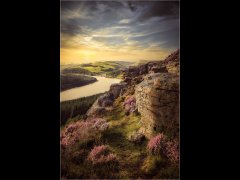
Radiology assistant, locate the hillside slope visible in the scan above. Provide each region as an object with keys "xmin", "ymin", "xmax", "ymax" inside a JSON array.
[
  {"xmin": 61, "ymin": 61, "xmax": 136, "ymax": 78},
  {"xmin": 61, "ymin": 74, "xmax": 97, "ymax": 91},
  {"xmin": 60, "ymin": 50, "xmax": 180, "ymax": 179}
]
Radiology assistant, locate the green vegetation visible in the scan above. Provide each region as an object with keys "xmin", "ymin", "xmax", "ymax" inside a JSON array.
[
  {"xmin": 62, "ymin": 67, "xmax": 94, "ymax": 75},
  {"xmin": 61, "ymin": 74, "xmax": 97, "ymax": 91},
  {"xmin": 60, "ymin": 93, "xmax": 103, "ymax": 126},
  {"xmin": 102, "ymin": 105, "xmax": 146, "ymax": 178},
  {"xmin": 61, "ymin": 61, "xmax": 135, "ymax": 78},
  {"xmin": 61, "ymin": 97, "xmax": 179, "ymax": 179}
]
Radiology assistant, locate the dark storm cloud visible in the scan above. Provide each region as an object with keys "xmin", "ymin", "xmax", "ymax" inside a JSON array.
[
  {"xmin": 61, "ymin": 1, "xmax": 179, "ymax": 51},
  {"xmin": 137, "ymin": 1, "xmax": 179, "ymax": 22}
]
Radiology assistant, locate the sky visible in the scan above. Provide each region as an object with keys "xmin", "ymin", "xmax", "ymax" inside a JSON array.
[{"xmin": 60, "ymin": 0, "xmax": 179, "ymax": 64}]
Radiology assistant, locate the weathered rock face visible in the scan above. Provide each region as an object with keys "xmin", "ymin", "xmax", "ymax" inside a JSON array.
[
  {"xmin": 98, "ymin": 93, "xmax": 114, "ymax": 107},
  {"xmin": 120, "ymin": 50, "xmax": 180, "ymax": 138},
  {"xmin": 109, "ymin": 82, "xmax": 128, "ymax": 99},
  {"xmin": 135, "ymin": 73, "xmax": 179, "ymax": 138},
  {"xmin": 147, "ymin": 62, "xmax": 168, "ymax": 74},
  {"xmin": 86, "ymin": 100, "xmax": 106, "ymax": 117},
  {"xmin": 163, "ymin": 49, "xmax": 180, "ymax": 75},
  {"xmin": 87, "ymin": 93, "xmax": 114, "ymax": 117},
  {"xmin": 87, "ymin": 49, "xmax": 180, "ymax": 138},
  {"xmin": 149, "ymin": 64, "xmax": 168, "ymax": 74},
  {"xmin": 87, "ymin": 82, "xmax": 128, "ymax": 117},
  {"xmin": 139, "ymin": 64, "xmax": 148, "ymax": 75},
  {"xmin": 163, "ymin": 49, "xmax": 179, "ymax": 65},
  {"xmin": 121, "ymin": 50, "xmax": 179, "ymax": 86},
  {"xmin": 166, "ymin": 61, "xmax": 179, "ymax": 75}
]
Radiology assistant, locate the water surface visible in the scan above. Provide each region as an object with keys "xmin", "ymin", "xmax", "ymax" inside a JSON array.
[{"xmin": 60, "ymin": 76, "xmax": 121, "ymax": 102}]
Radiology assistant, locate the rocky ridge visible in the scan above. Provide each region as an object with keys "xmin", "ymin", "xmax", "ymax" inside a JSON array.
[
  {"xmin": 87, "ymin": 82, "xmax": 128, "ymax": 117},
  {"xmin": 61, "ymin": 49, "xmax": 180, "ymax": 179},
  {"xmin": 136, "ymin": 73, "xmax": 179, "ymax": 138},
  {"xmin": 88, "ymin": 49, "xmax": 179, "ymax": 138},
  {"xmin": 121, "ymin": 49, "xmax": 179, "ymax": 138}
]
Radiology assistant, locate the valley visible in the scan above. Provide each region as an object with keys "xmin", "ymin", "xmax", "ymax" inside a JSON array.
[
  {"xmin": 60, "ymin": 50, "xmax": 180, "ymax": 179},
  {"xmin": 61, "ymin": 61, "xmax": 137, "ymax": 78}
]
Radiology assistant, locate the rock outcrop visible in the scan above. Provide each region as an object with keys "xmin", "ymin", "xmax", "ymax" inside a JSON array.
[
  {"xmin": 162, "ymin": 49, "xmax": 180, "ymax": 75},
  {"xmin": 98, "ymin": 93, "xmax": 114, "ymax": 107},
  {"xmin": 86, "ymin": 99, "xmax": 106, "ymax": 117},
  {"xmin": 87, "ymin": 83, "xmax": 127, "ymax": 117},
  {"xmin": 134, "ymin": 50, "xmax": 180, "ymax": 138},
  {"xmin": 87, "ymin": 49, "xmax": 179, "ymax": 138},
  {"xmin": 109, "ymin": 82, "xmax": 128, "ymax": 98},
  {"xmin": 87, "ymin": 93, "xmax": 113, "ymax": 117},
  {"xmin": 121, "ymin": 50, "xmax": 179, "ymax": 86},
  {"xmin": 135, "ymin": 73, "xmax": 179, "ymax": 138}
]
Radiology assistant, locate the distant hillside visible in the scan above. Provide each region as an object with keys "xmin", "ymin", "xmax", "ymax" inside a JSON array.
[
  {"xmin": 62, "ymin": 67, "xmax": 94, "ymax": 76},
  {"xmin": 61, "ymin": 74, "xmax": 97, "ymax": 91},
  {"xmin": 61, "ymin": 61, "xmax": 136, "ymax": 78},
  {"xmin": 61, "ymin": 50, "xmax": 180, "ymax": 179}
]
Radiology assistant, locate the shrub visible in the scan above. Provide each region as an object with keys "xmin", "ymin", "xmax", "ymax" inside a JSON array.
[
  {"xmin": 88, "ymin": 145, "xmax": 118, "ymax": 165},
  {"xmin": 123, "ymin": 96, "xmax": 135, "ymax": 106},
  {"xmin": 91, "ymin": 118, "xmax": 109, "ymax": 131},
  {"xmin": 165, "ymin": 140, "xmax": 179, "ymax": 163},
  {"xmin": 88, "ymin": 145, "xmax": 108, "ymax": 162},
  {"xmin": 60, "ymin": 118, "xmax": 109, "ymax": 148},
  {"xmin": 147, "ymin": 133, "xmax": 166, "ymax": 155},
  {"xmin": 123, "ymin": 95, "xmax": 137, "ymax": 114},
  {"xmin": 147, "ymin": 134, "xmax": 179, "ymax": 163}
]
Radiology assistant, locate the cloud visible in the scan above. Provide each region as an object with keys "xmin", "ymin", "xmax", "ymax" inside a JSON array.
[
  {"xmin": 60, "ymin": 1, "xmax": 179, "ymax": 63},
  {"xmin": 96, "ymin": 3, "xmax": 108, "ymax": 12},
  {"xmin": 119, "ymin": 19, "xmax": 131, "ymax": 24},
  {"xmin": 137, "ymin": 1, "xmax": 179, "ymax": 22},
  {"xmin": 84, "ymin": 37, "xmax": 92, "ymax": 42}
]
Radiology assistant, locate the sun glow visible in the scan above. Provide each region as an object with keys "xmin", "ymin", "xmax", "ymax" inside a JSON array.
[
  {"xmin": 60, "ymin": 46, "xmax": 172, "ymax": 64},
  {"xmin": 60, "ymin": 1, "xmax": 179, "ymax": 64}
]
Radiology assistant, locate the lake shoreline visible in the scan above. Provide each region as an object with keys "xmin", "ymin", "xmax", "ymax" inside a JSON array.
[
  {"xmin": 61, "ymin": 74, "xmax": 98, "ymax": 92},
  {"xmin": 60, "ymin": 76, "xmax": 121, "ymax": 102},
  {"xmin": 61, "ymin": 79, "xmax": 98, "ymax": 92}
]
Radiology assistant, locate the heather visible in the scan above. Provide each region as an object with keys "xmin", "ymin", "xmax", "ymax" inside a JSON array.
[
  {"xmin": 123, "ymin": 95, "xmax": 137, "ymax": 115},
  {"xmin": 147, "ymin": 134, "xmax": 179, "ymax": 163},
  {"xmin": 147, "ymin": 133, "xmax": 167, "ymax": 155},
  {"xmin": 88, "ymin": 145, "xmax": 118, "ymax": 165},
  {"xmin": 61, "ymin": 118, "xmax": 109, "ymax": 148},
  {"xmin": 61, "ymin": 50, "xmax": 180, "ymax": 179},
  {"xmin": 61, "ymin": 99, "xmax": 179, "ymax": 179}
]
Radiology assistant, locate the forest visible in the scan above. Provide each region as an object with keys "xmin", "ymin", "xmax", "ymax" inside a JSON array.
[
  {"xmin": 61, "ymin": 74, "xmax": 97, "ymax": 91},
  {"xmin": 61, "ymin": 93, "xmax": 103, "ymax": 125}
]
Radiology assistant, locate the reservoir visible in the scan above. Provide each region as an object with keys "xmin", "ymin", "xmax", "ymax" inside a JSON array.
[{"xmin": 60, "ymin": 76, "xmax": 121, "ymax": 102}]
